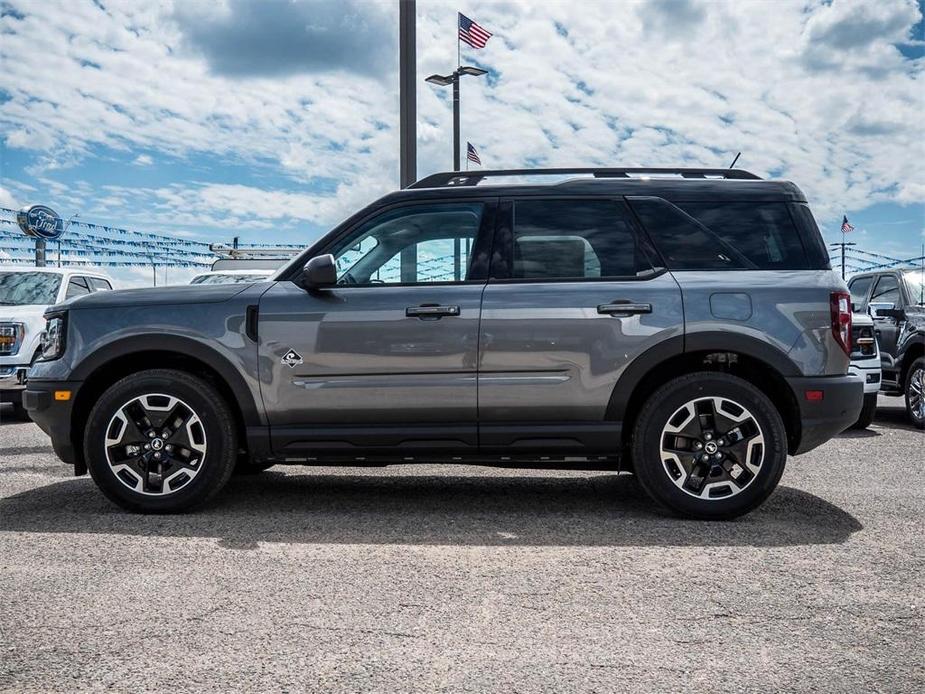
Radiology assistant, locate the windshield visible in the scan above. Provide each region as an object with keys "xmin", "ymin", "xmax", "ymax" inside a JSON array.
[
  {"xmin": 904, "ymin": 270, "xmax": 925, "ymax": 306},
  {"xmin": 0, "ymin": 272, "xmax": 62, "ymax": 305},
  {"xmin": 191, "ymin": 273, "xmax": 267, "ymax": 285}
]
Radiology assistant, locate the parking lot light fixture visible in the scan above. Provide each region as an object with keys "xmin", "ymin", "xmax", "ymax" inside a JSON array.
[{"xmin": 425, "ymin": 66, "xmax": 487, "ymax": 170}]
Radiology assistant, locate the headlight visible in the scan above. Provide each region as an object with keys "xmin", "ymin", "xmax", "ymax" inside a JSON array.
[
  {"xmin": 0, "ymin": 323, "xmax": 24, "ymax": 356},
  {"xmin": 41, "ymin": 314, "xmax": 66, "ymax": 361}
]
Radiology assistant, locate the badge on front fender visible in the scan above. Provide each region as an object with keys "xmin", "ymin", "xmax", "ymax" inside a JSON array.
[{"xmin": 281, "ymin": 349, "xmax": 303, "ymax": 368}]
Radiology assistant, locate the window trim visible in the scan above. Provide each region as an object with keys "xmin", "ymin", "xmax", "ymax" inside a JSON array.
[
  {"xmin": 488, "ymin": 195, "xmax": 667, "ymax": 284},
  {"xmin": 312, "ymin": 198, "xmax": 498, "ymax": 288}
]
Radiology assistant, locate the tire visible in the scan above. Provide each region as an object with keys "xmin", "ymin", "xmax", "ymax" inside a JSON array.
[
  {"xmin": 83, "ymin": 369, "xmax": 238, "ymax": 513},
  {"xmin": 905, "ymin": 357, "xmax": 925, "ymax": 429},
  {"xmin": 849, "ymin": 393, "xmax": 878, "ymax": 430},
  {"xmin": 11, "ymin": 402, "xmax": 31, "ymax": 421},
  {"xmin": 631, "ymin": 372, "xmax": 788, "ymax": 520}
]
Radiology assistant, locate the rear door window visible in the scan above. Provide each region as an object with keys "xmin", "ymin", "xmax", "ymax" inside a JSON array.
[
  {"xmin": 506, "ymin": 199, "xmax": 654, "ymax": 280},
  {"xmin": 65, "ymin": 276, "xmax": 91, "ymax": 299},
  {"xmin": 629, "ymin": 198, "xmax": 814, "ymax": 270}
]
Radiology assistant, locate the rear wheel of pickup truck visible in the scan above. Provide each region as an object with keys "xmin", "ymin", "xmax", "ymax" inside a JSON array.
[
  {"xmin": 84, "ymin": 369, "xmax": 238, "ymax": 513},
  {"xmin": 631, "ymin": 372, "xmax": 787, "ymax": 520}
]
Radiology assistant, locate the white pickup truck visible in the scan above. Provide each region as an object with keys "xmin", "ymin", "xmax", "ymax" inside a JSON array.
[{"xmin": 0, "ymin": 266, "xmax": 114, "ymax": 419}]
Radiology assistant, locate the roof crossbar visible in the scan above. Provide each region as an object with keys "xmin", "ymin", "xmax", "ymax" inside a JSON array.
[{"xmin": 409, "ymin": 167, "xmax": 762, "ymax": 189}]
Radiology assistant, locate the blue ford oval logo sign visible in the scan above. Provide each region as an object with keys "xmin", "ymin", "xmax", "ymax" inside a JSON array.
[{"xmin": 17, "ymin": 205, "xmax": 65, "ymax": 240}]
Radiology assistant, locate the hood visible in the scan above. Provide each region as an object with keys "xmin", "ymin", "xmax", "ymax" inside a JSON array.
[
  {"xmin": 0, "ymin": 304, "xmax": 48, "ymax": 322},
  {"xmin": 852, "ymin": 311, "xmax": 873, "ymax": 327},
  {"xmin": 51, "ymin": 282, "xmax": 256, "ymax": 312}
]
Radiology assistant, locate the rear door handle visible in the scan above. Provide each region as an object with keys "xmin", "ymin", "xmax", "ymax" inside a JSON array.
[
  {"xmin": 597, "ymin": 302, "xmax": 652, "ymax": 316},
  {"xmin": 406, "ymin": 304, "xmax": 461, "ymax": 318}
]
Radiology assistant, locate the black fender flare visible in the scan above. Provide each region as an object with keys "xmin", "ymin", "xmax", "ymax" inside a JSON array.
[
  {"xmin": 71, "ymin": 334, "xmax": 263, "ymax": 426},
  {"xmin": 606, "ymin": 332, "xmax": 800, "ymax": 421}
]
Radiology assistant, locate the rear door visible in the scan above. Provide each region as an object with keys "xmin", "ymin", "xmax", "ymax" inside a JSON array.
[
  {"xmin": 477, "ymin": 197, "xmax": 683, "ymax": 452},
  {"xmin": 257, "ymin": 200, "xmax": 494, "ymax": 457}
]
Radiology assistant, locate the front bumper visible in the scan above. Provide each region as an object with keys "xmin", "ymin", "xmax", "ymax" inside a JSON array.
[
  {"xmin": 786, "ymin": 374, "xmax": 864, "ymax": 455},
  {"xmin": 849, "ymin": 361, "xmax": 881, "ymax": 395},
  {"xmin": 0, "ymin": 365, "xmax": 29, "ymax": 403},
  {"xmin": 22, "ymin": 378, "xmax": 82, "ymax": 469}
]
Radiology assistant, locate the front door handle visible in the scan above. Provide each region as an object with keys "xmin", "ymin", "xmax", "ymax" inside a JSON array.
[
  {"xmin": 597, "ymin": 301, "xmax": 652, "ymax": 316},
  {"xmin": 406, "ymin": 304, "xmax": 461, "ymax": 318}
]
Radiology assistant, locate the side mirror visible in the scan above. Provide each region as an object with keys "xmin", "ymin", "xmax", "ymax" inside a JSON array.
[
  {"xmin": 874, "ymin": 306, "xmax": 905, "ymax": 321},
  {"xmin": 299, "ymin": 254, "xmax": 337, "ymax": 290}
]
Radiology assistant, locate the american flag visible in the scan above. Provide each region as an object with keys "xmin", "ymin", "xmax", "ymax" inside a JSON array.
[
  {"xmin": 459, "ymin": 13, "xmax": 492, "ymax": 49},
  {"xmin": 841, "ymin": 215, "xmax": 854, "ymax": 233},
  {"xmin": 467, "ymin": 142, "xmax": 481, "ymax": 165}
]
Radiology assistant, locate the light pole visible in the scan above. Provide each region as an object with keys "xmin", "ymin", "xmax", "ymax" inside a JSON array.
[{"xmin": 426, "ymin": 66, "xmax": 487, "ymax": 171}]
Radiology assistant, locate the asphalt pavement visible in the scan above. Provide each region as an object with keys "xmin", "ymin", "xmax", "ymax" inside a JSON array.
[{"xmin": 0, "ymin": 398, "xmax": 922, "ymax": 693}]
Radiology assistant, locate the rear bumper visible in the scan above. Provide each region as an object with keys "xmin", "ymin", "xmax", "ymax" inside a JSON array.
[
  {"xmin": 786, "ymin": 374, "xmax": 864, "ymax": 455},
  {"xmin": 22, "ymin": 379, "xmax": 82, "ymax": 468}
]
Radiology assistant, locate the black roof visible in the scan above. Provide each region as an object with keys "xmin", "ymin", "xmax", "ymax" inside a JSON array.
[{"xmin": 386, "ymin": 168, "xmax": 806, "ymax": 204}]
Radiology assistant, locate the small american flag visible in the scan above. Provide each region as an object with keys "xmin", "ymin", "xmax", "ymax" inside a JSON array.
[
  {"xmin": 841, "ymin": 215, "xmax": 854, "ymax": 233},
  {"xmin": 459, "ymin": 13, "xmax": 492, "ymax": 49},
  {"xmin": 467, "ymin": 142, "xmax": 481, "ymax": 165}
]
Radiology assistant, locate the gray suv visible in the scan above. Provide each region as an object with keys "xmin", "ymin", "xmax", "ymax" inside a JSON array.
[{"xmin": 24, "ymin": 168, "xmax": 862, "ymax": 519}]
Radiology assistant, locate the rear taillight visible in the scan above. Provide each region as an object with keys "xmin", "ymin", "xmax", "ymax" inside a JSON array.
[{"xmin": 830, "ymin": 292, "xmax": 851, "ymax": 356}]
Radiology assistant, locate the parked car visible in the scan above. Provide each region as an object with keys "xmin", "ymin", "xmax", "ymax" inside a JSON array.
[
  {"xmin": 23, "ymin": 167, "xmax": 862, "ymax": 518},
  {"xmin": 0, "ymin": 266, "xmax": 113, "ymax": 419},
  {"xmin": 847, "ymin": 311, "xmax": 881, "ymax": 429},
  {"xmin": 189, "ymin": 270, "xmax": 274, "ymax": 285},
  {"xmin": 848, "ymin": 269, "xmax": 925, "ymax": 428}
]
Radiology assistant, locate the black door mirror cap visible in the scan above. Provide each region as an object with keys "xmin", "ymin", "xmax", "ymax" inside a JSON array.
[
  {"xmin": 874, "ymin": 307, "xmax": 905, "ymax": 320},
  {"xmin": 298, "ymin": 254, "xmax": 338, "ymax": 290}
]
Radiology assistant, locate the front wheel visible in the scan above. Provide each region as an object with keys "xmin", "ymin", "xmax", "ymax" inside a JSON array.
[
  {"xmin": 906, "ymin": 357, "xmax": 925, "ymax": 429},
  {"xmin": 850, "ymin": 393, "xmax": 878, "ymax": 430},
  {"xmin": 84, "ymin": 369, "xmax": 238, "ymax": 513},
  {"xmin": 631, "ymin": 372, "xmax": 788, "ymax": 520}
]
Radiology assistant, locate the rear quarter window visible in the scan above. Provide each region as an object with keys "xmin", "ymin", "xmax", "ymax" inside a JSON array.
[{"xmin": 629, "ymin": 198, "xmax": 826, "ymax": 271}]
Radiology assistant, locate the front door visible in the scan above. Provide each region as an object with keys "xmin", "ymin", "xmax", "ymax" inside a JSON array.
[
  {"xmin": 870, "ymin": 273, "xmax": 903, "ymax": 358},
  {"xmin": 258, "ymin": 200, "xmax": 493, "ymax": 457},
  {"xmin": 477, "ymin": 197, "xmax": 683, "ymax": 453}
]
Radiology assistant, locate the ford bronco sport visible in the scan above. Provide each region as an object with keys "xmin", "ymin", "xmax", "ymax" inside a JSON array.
[{"xmin": 23, "ymin": 168, "xmax": 863, "ymax": 519}]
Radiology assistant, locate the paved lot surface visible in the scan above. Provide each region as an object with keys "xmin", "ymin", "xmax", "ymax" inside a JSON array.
[{"xmin": 0, "ymin": 398, "xmax": 922, "ymax": 693}]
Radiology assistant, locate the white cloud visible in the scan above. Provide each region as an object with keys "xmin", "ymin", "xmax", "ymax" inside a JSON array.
[
  {"xmin": 0, "ymin": 0, "xmax": 921, "ymax": 234},
  {"xmin": 132, "ymin": 154, "xmax": 153, "ymax": 166},
  {"xmin": 0, "ymin": 186, "xmax": 20, "ymax": 209}
]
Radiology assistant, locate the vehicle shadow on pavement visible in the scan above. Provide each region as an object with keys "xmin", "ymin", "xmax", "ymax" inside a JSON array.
[
  {"xmin": 873, "ymin": 406, "xmax": 918, "ymax": 432},
  {"xmin": 0, "ymin": 471, "xmax": 862, "ymax": 548}
]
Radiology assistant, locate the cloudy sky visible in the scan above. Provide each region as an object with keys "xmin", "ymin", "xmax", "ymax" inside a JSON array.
[{"xmin": 1, "ymin": 0, "xmax": 923, "ymax": 283}]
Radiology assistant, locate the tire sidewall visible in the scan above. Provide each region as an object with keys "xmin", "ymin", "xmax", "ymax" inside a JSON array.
[
  {"xmin": 84, "ymin": 370, "xmax": 236, "ymax": 513},
  {"xmin": 906, "ymin": 357, "xmax": 925, "ymax": 429},
  {"xmin": 632, "ymin": 373, "xmax": 788, "ymax": 519}
]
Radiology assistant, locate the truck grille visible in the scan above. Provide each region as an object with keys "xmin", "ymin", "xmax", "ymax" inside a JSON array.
[{"xmin": 851, "ymin": 325, "xmax": 877, "ymax": 360}]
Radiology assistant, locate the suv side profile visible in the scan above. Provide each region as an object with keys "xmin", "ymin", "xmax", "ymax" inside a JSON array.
[
  {"xmin": 848, "ymin": 269, "xmax": 925, "ymax": 427},
  {"xmin": 24, "ymin": 168, "xmax": 862, "ymax": 519}
]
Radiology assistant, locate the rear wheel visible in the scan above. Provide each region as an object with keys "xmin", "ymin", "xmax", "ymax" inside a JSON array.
[
  {"xmin": 905, "ymin": 357, "xmax": 925, "ymax": 429},
  {"xmin": 84, "ymin": 369, "xmax": 238, "ymax": 513},
  {"xmin": 631, "ymin": 372, "xmax": 787, "ymax": 520},
  {"xmin": 850, "ymin": 393, "xmax": 878, "ymax": 430}
]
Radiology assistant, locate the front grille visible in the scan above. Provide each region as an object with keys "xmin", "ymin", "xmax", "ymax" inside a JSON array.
[
  {"xmin": 0, "ymin": 324, "xmax": 23, "ymax": 356},
  {"xmin": 851, "ymin": 325, "xmax": 877, "ymax": 360}
]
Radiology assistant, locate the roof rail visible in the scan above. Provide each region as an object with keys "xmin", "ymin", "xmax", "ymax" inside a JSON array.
[{"xmin": 409, "ymin": 167, "xmax": 762, "ymax": 188}]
